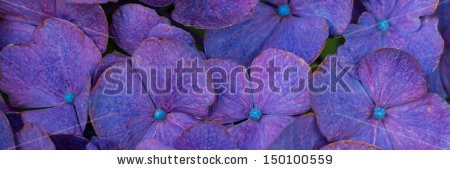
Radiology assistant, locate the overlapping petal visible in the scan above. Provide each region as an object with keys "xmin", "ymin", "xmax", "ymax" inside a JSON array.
[
  {"xmin": 426, "ymin": 66, "xmax": 448, "ymax": 99},
  {"xmin": 384, "ymin": 94, "xmax": 450, "ymax": 149},
  {"xmin": 351, "ymin": 0, "xmax": 365, "ymax": 23},
  {"xmin": 0, "ymin": 111, "xmax": 15, "ymax": 150},
  {"xmin": 206, "ymin": 0, "xmax": 351, "ymax": 65},
  {"xmin": 15, "ymin": 123, "xmax": 55, "ymax": 150},
  {"xmin": 74, "ymin": 77, "xmax": 91, "ymax": 133},
  {"xmin": 132, "ymin": 38, "xmax": 214, "ymax": 118},
  {"xmin": 0, "ymin": 0, "xmax": 108, "ymax": 52},
  {"xmin": 358, "ymin": 48, "xmax": 427, "ymax": 108},
  {"xmin": 0, "ymin": 20, "xmax": 34, "ymax": 50},
  {"xmin": 383, "ymin": 17, "xmax": 443, "ymax": 74},
  {"xmin": 361, "ymin": 0, "xmax": 397, "ymax": 20},
  {"xmin": 291, "ymin": 0, "xmax": 353, "ymax": 34},
  {"xmin": 436, "ymin": 0, "xmax": 450, "ymax": 47},
  {"xmin": 0, "ymin": 18, "xmax": 101, "ymax": 108},
  {"xmin": 388, "ymin": 0, "xmax": 438, "ymax": 18},
  {"xmin": 337, "ymin": 24, "xmax": 381, "ymax": 75},
  {"xmin": 174, "ymin": 122, "xmax": 237, "ymax": 150},
  {"xmin": 262, "ymin": 17, "xmax": 328, "ymax": 64},
  {"xmin": 110, "ymin": 4, "xmax": 193, "ymax": 54},
  {"xmin": 230, "ymin": 115, "xmax": 294, "ymax": 150},
  {"xmin": 110, "ymin": 4, "xmax": 161, "ymax": 54},
  {"xmin": 207, "ymin": 59, "xmax": 252, "ymax": 124},
  {"xmin": 143, "ymin": 112, "xmax": 198, "ymax": 147},
  {"xmin": 90, "ymin": 62, "xmax": 154, "ymax": 149},
  {"xmin": 93, "ymin": 51, "xmax": 129, "ymax": 85},
  {"xmin": 21, "ymin": 77, "xmax": 90, "ymax": 137},
  {"xmin": 0, "ymin": 97, "xmax": 9, "ymax": 112},
  {"xmin": 268, "ymin": 113, "xmax": 328, "ymax": 150},
  {"xmin": 441, "ymin": 53, "xmax": 450, "ymax": 94},
  {"xmin": 147, "ymin": 24, "xmax": 195, "ymax": 47},
  {"xmin": 205, "ymin": 3, "xmax": 279, "ymax": 66},
  {"xmin": 21, "ymin": 105, "xmax": 82, "ymax": 136},
  {"xmin": 172, "ymin": 0, "xmax": 258, "ymax": 29},
  {"xmin": 50, "ymin": 135, "xmax": 89, "ymax": 150},
  {"xmin": 1, "ymin": 44, "xmax": 66, "ymax": 107}
]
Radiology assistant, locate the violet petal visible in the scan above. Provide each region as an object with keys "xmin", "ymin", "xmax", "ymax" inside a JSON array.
[
  {"xmin": 268, "ymin": 113, "xmax": 328, "ymax": 150},
  {"xmin": 174, "ymin": 122, "xmax": 237, "ymax": 150},
  {"xmin": 172, "ymin": 0, "xmax": 258, "ymax": 29},
  {"xmin": 204, "ymin": 3, "xmax": 279, "ymax": 66},
  {"xmin": 0, "ymin": 111, "xmax": 15, "ymax": 150},
  {"xmin": 251, "ymin": 49, "xmax": 311, "ymax": 116}
]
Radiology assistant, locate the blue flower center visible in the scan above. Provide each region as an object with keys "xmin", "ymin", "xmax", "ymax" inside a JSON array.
[
  {"xmin": 378, "ymin": 20, "xmax": 390, "ymax": 32},
  {"xmin": 277, "ymin": 4, "xmax": 291, "ymax": 17},
  {"xmin": 154, "ymin": 108, "xmax": 166, "ymax": 121},
  {"xmin": 373, "ymin": 107, "xmax": 386, "ymax": 120},
  {"xmin": 249, "ymin": 108, "xmax": 262, "ymax": 121},
  {"xmin": 64, "ymin": 93, "xmax": 75, "ymax": 104}
]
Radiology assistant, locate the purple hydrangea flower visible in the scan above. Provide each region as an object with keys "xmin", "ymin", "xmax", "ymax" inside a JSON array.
[
  {"xmin": 0, "ymin": 0, "xmax": 109, "ymax": 52},
  {"xmin": 0, "ymin": 111, "xmax": 15, "ymax": 150},
  {"xmin": 139, "ymin": 0, "xmax": 259, "ymax": 29},
  {"xmin": 174, "ymin": 122, "xmax": 237, "ymax": 150},
  {"xmin": 312, "ymin": 48, "xmax": 450, "ymax": 149},
  {"xmin": 89, "ymin": 37, "xmax": 215, "ymax": 149},
  {"xmin": 268, "ymin": 113, "xmax": 328, "ymax": 150},
  {"xmin": 320, "ymin": 140, "xmax": 381, "ymax": 150},
  {"xmin": 0, "ymin": 18, "xmax": 101, "ymax": 136},
  {"xmin": 110, "ymin": 4, "xmax": 194, "ymax": 55},
  {"xmin": 208, "ymin": 49, "xmax": 323, "ymax": 149},
  {"xmin": 442, "ymin": 54, "xmax": 450, "ymax": 97},
  {"xmin": 204, "ymin": 0, "xmax": 353, "ymax": 66},
  {"xmin": 337, "ymin": 0, "xmax": 443, "ymax": 74}
]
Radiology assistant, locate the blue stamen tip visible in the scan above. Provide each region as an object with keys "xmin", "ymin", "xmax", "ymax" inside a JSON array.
[
  {"xmin": 249, "ymin": 108, "xmax": 262, "ymax": 121},
  {"xmin": 278, "ymin": 4, "xmax": 291, "ymax": 17},
  {"xmin": 154, "ymin": 108, "xmax": 166, "ymax": 121},
  {"xmin": 378, "ymin": 20, "xmax": 390, "ymax": 32},
  {"xmin": 373, "ymin": 107, "xmax": 386, "ymax": 120},
  {"xmin": 64, "ymin": 93, "xmax": 74, "ymax": 104}
]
